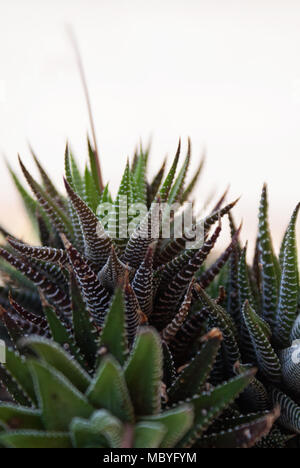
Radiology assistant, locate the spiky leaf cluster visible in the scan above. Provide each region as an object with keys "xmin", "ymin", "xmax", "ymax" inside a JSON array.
[
  {"xmin": 192, "ymin": 186, "xmax": 300, "ymax": 448},
  {"xmin": 0, "ymin": 140, "xmax": 289, "ymax": 448}
]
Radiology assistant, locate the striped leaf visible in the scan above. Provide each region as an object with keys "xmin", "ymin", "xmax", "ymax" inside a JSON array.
[
  {"xmin": 154, "ymin": 222, "xmax": 222, "ymax": 329},
  {"xmin": 168, "ymin": 328, "xmax": 222, "ymax": 403},
  {"xmin": 273, "ymin": 203, "xmax": 300, "ymax": 348},
  {"xmin": 180, "ymin": 153, "xmax": 205, "ymax": 203},
  {"xmin": 84, "ymin": 165, "xmax": 100, "ymax": 213},
  {"xmin": 272, "ymin": 388, "xmax": 300, "ymax": 434},
  {"xmin": 7, "ymin": 237, "xmax": 68, "ymax": 266},
  {"xmin": 194, "ymin": 285, "xmax": 240, "ymax": 377},
  {"xmin": 197, "ymin": 408, "xmax": 279, "ymax": 448},
  {"xmin": 108, "ymin": 160, "xmax": 133, "ymax": 252},
  {"xmin": 0, "ymin": 248, "xmax": 71, "ymax": 317},
  {"xmin": 161, "ymin": 279, "xmax": 194, "ymax": 344},
  {"xmin": 132, "ymin": 152, "xmax": 147, "ymax": 205},
  {"xmin": 242, "ymin": 301, "xmax": 281, "ymax": 384},
  {"xmin": 279, "ymin": 342, "xmax": 300, "ymax": 397},
  {"xmin": 198, "ymin": 224, "xmax": 241, "ymax": 289},
  {"xmin": 61, "ymin": 235, "xmax": 110, "ymax": 326},
  {"xmin": 1, "ymin": 348, "xmax": 36, "ymax": 405},
  {"xmin": 257, "ymin": 184, "xmax": 278, "ymax": 327},
  {"xmin": 64, "ymin": 179, "xmax": 111, "ymax": 268},
  {"xmin": 132, "ymin": 243, "xmax": 154, "ymax": 317},
  {"xmin": 7, "ymin": 164, "xmax": 39, "ymax": 231},
  {"xmin": 19, "ymin": 157, "xmax": 73, "ymax": 239},
  {"xmin": 155, "ymin": 140, "xmax": 181, "ymax": 202},
  {"xmin": 168, "ymin": 138, "xmax": 191, "ymax": 205},
  {"xmin": 147, "ymin": 158, "xmax": 166, "ymax": 205},
  {"xmin": 87, "ymin": 137, "xmax": 102, "ymax": 197},
  {"xmin": 30, "ymin": 146, "xmax": 66, "ymax": 209},
  {"xmin": 178, "ymin": 369, "xmax": 256, "ymax": 447}
]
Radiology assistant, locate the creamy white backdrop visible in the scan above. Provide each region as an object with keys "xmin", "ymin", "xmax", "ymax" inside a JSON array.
[{"xmin": 0, "ymin": 0, "xmax": 299, "ymax": 258}]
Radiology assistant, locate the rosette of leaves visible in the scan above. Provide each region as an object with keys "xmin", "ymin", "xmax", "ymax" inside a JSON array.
[
  {"xmin": 0, "ymin": 287, "xmax": 274, "ymax": 448},
  {"xmin": 0, "ymin": 140, "xmax": 279, "ymax": 448}
]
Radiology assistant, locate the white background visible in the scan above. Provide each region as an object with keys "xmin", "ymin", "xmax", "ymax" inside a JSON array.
[{"xmin": 0, "ymin": 0, "xmax": 299, "ymax": 258}]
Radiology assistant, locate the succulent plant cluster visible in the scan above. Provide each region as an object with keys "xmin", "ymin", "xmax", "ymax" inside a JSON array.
[{"xmin": 0, "ymin": 138, "xmax": 298, "ymax": 448}]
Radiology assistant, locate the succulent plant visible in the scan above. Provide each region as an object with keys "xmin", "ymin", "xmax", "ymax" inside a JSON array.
[
  {"xmin": 192, "ymin": 185, "xmax": 300, "ymax": 448},
  {"xmin": 0, "ymin": 139, "xmax": 295, "ymax": 448}
]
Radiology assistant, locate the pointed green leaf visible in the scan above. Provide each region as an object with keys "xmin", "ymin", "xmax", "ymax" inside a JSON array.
[
  {"xmin": 133, "ymin": 153, "xmax": 147, "ymax": 205},
  {"xmin": 168, "ymin": 139, "xmax": 190, "ymax": 205},
  {"xmin": 168, "ymin": 328, "xmax": 222, "ymax": 403},
  {"xmin": 29, "ymin": 360, "xmax": 93, "ymax": 431},
  {"xmin": 64, "ymin": 143, "xmax": 74, "ymax": 188},
  {"xmin": 87, "ymin": 356, "xmax": 134, "ymax": 423},
  {"xmin": 115, "ymin": 159, "xmax": 133, "ymax": 205},
  {"xmin": 84, "ymin": 164, "xmax": 100, "ymax": 212},
  {"xmin": 109, "ymin": 160, "xmax": 133, "ymax": 251},
  {"xmin": 64, "ymin": 179, "xmax": 112, "ymax": 267},
  {"xmin": 242, "ymin": 301, "xmax": 281, "ymax": 384},
  {"xmin": 234, "ymin": 362, "xmax": 269, "ymax": 412},
  {"xmin": 69, "ymin": 152, "xmax": 84, "ymax": 197},
  {"xmin": 198, "ymin": 408, "xmax": 279, "ymax": 448},
  {"xmin": 162, "ymin": 342, "xmax": 176, "ymax": 388},
  {"xmin": 43, "ymin": 303, "xmax": 86, "ymax": 369},
  {"xmin": 156, "ymin": 140, "xmax": 181, "ymax": 202},
  {"xmin": 238, "ymin": 244, "xmax": 256, "ymax": 310},
  {"xmin": 258, "ymin": 184, "xmax": 279, "ymax": 327},
  {"xmin": 71, "ymin": 275, "xmax": 98, "ymax": 370},
  {"xmin": 7, "ymin": 164, "xmax": 38, "ymax": 231},
  {"xmin": 19, "ymin": 157, "xmax": 74, "ymax": 238},
  {"xmin": 4, "ymin": 348, "xmax": 36, "ymax": 404},
  {"xmin": 194, "ymin": 285, "xmax": 240, "ymax": 376},
  {"xmin": 148, "ymin": 158, "xmax": 166, "ymax": 204},
  {"xmin": 124, "ymin": 328, "xmax": 162, "ymax": 416},
  {"xmin": 0, "ymin": 365, "xmax": 31, "ymax": 406},
  {"xmin": 273, "ymin": 203, "xmax": 300, "ymax": 348},
  {"xmin": 144, "ymin": 404, "xmax": 193, "ymax": 448},
  {"xmin": 99, "ymin": 183, "xmax": 112, "ymax": 205},
  {"xmin": 0, "ymin": 258, "xmax": 36, "ymax": 291},
  {"xmin": 30, "ymin": 147, "xmax": 65, "ymax": 208},
  {"xmin": 87, "ymin": 137, "xmax": 101, "ymax": 196},
  {"xmin": 178, "ymin": 369, "xmax": 256, "ymax": 447},
  {"xmin": 21, "ymin": 336, "xmax": 91, "ymax": 393},
  {"xmin": 180, "ymin": 155, "xmax": 205, "ymax": 203},
  {"xmin": 100, "ymin": 288, "xmax": 128, "ymax": 366}
]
